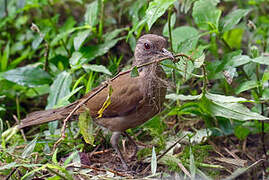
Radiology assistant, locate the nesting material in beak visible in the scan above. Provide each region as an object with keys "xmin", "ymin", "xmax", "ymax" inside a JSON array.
[{"xmin": 161, "ymin": 48, "xmax": 174, "ymax": 60}]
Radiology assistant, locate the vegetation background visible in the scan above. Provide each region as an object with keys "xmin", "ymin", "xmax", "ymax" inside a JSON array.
[{"xmin": 0, "ymin": 0, "xmax": 268, "ymax": 179}]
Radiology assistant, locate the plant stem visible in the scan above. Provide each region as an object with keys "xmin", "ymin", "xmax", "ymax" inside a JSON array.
[
  {"xmin": 98, "ymin": 0, "xmax": 104, "ymax": 42},
  {"xmin": 168, "ymin": 7, "xmax": 173, "ymax": 52}
]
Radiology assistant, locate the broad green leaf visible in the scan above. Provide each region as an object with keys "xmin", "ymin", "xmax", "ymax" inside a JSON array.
[
  {"xmin": 176, "ymin": 58, "xmax": 194, "ymax": 81},
  {"xmin": 151, "ymin": 146, "xmax": 157, "ymax": 175},
  {"xmin": 251, "ymin": 56, "xmax": 269, "ymax": 65},
  {"xmin": 83, "ymin": 64, "xmax": 112, "ymax": 75},
  {"xmin": 222, "ymin": 28, "xmax": 244, "ymax": 49},
  {"xmin": 70, "ymin": 51, "xmax": 83, "ymax": 66},
  {"xmin": 74, "ymin": 30, "xmax": 91, "ymax": 51},
  {"xmin": 78, "ymin": 110, "xmax": 95, "ymax": 145},
  {"xmin": 234, "ymin": 126, "xmax": 250, "ymax": 140},
  {"xmin": 201, "ymin": 96, "xmax": 268, "ymax": 121},
  {"xmin": 235, "ymin": 80, "xmax": 258, "ymax": 94},
  {"xmin": 2, "ymin": 65, "xmax": 52, "ymax": 87},
  {"xmin": 194, "ymin": 53, "xmax": 205, "ymax": 68},
  {"xmin": 128, "ymin": 0, "xmax": 147, "ymax": 26},
  {"xmin": 205, "ymin": 92, "xmax": 247, "ymax": 102},
  {"xmin": 131, "ymin": 66, "xmax": 139, "ymax": 77},
  {"xmin": 220, "ymin": 9, "xmax": 250, "ymax": 32},
  {"xmin": 64, "ymin": 150, "xmax": 79, "ymax": 166},
  {"xmin": 215, "ymin": 50, "xmax": 242, "ymax": 74},
  {"xmin": 51, "ymin": 25, "xmax": 90, "ymax": 46},
  {"xmin": 22, "ymin": 136, "xmax": 38, "ymax": 158},
  {"xmin": 46, "ymin": 71, "xmax": 72, "ymax": 109},
  {"xmin": 225, "ymin": 55, "xmax": 251, "ymax": 68},
  {"xmin": 84, "ymin": 0, "xmax": 99, "ymax": 27},
  {"xmin": 32, "ymin": 34, "xmax": 44, "ymax": 50},
  {"xmin": 166, "ymin": 93, "xmax": 202, "ymax": 101},
  {"xmin": 145, "ymin": 0, "xmax": 177, "ymax": 30},
  {"xmin": 192, "ymin": 0, "xmax": 221, "ymax": 31},
  {"xmin": 169, "ymin": 26, "xmax": 199, "ymax": 53},
  {"xmin": 57, "ymin": 86, "xmax": 83, "ymax": 107},
  {"xmin": 104, "ymin": 28, "xmax": 127, "ymax": 42},
  {"xmin": 80, "ymin": 37, "xmax": 125, "ymax": 63}
]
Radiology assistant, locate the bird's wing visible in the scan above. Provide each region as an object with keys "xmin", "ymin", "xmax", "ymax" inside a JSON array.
[{"xmin": 77, "ymin": 72, "xmax": 145, "ymax": 118}]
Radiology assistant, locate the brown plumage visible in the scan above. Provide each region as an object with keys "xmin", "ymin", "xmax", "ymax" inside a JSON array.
[{"xmin": 18, "ymin": 34, "xmax": 173, "ymax": 169}]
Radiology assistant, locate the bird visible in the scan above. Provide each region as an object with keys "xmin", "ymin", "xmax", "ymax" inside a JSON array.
[{"xmin": 17, "ymin": 34, "xmax": 174, "ymax": 169}]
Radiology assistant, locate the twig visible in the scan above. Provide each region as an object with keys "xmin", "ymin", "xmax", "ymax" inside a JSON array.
[
  {"xmin": 52, "ymin": 53, "xmax": 191, "ymax": 152},
  {"xmin": 46, "ymin": 167, "xmax": 69, "ymax": 180},
  {"xmin": 80, "ymin": 164, "xmax": 132, "ymax": 178},
  {"xmin": 142, "ymin": 134, "xmax": 187, "ymax": 174},
  {"xmin": 5, "ymin": 167, "xmax": 18, "ymax": 180},
  {"xmin": 13, "ymin": 115, "xmax": 27, "ymax": 142},
  {"xmin": 168, "ymin": 7, "xmax": 173, "ymax": 52}
]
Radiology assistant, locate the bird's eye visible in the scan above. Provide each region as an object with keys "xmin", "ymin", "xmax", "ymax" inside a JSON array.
[{"xmin": 144, "ymin": 43, "xmax": 150, "ymax": 50}]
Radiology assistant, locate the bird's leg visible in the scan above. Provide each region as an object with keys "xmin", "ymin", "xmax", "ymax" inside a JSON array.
[
  {"xmin": 123, "ymin": 131, "xmax": 138, "ymax": 159},
  {"xmin": 110, "ymin": 132, "xmax": 128, "ymax": 170}
]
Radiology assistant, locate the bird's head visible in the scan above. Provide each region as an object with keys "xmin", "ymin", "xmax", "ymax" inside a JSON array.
[{"xmin": 134, "ymin": 34, "xmax": 174, "ymax": 66}]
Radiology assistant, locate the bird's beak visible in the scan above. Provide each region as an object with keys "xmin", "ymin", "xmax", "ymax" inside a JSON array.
[{"xmin": 161, "ymin": 48, "xmax": 174, "ymax": 60}]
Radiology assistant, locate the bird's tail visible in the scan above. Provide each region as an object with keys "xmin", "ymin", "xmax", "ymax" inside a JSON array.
[{"xmin": 18, "ymin": 102, "xmax": 79, "ymax": 129}]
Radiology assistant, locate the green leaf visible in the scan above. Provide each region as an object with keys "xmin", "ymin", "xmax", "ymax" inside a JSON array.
[
  {"xmin": 235, "ymin": 80, "xmax": 258, "ymax": 94},
  {"xmin": 52, "ymin": 148, "xmax": 58, "ymax": 164},
  {"xmin": 1, "ymin": 42, "xmax": 10, "ymax": 71},
  {"xmin": 205, "ymin": 92, "xmax": 247, "ymax": 102},
  {"xmin": 51, "ymin": 26, "xmax": 90, "ymax": 46},
  {"xmin": 46, "ymin": 71, "xmax": 72, "ymax": 109},
  {"xmin": 0, "ymin": 163, "xmax": 42, "ymax": 170},
  {"xmin": 262, "ymin": 70, "xmax": 269, "ymax": 83},
  {"xmin": 192, "ymin": 0, "xmax": 221, "ymax": 31},
  {"xmin": 189, "ymin": 147, "xmax": 196, "ymax": 180},
  {"xmin": 151, "ymin": 146, "xmax": 157, "ymax": 175},
  {"xmin": 131, "ymin": 66, "xmax": 139, "ymax": 77},
  {"xmin": 83, "ymin": 64, "xmax": 112, "ymax": 75},
  {"xmin": 103, "ymin": 28, "xmax": 127, "ymax": 42},
  {"xmin": 80, "ymin": 37, "xmax": 125, "ymax": 63},
  {"xmin": 220, "ymin": 9, "xmax": 250, "ymax": 32},
  {"xmin": 194, "ymin": 53, "xmax": 205, "ymax": 68},
  {"xmin": 145, "ymin": 0, "xmax": 177, "ymax": 30},
  {"xmin": 84, "ymin": 0, "xmax": 99, "ymax": 27},
  {"xmin": 32, "ymin": 34, "xmax": 44, "ymax": 50},
  {"xmin": 22, "ymin": 136, "xmax": 38, "ymax": 158},
  {"xmin": 170, "ymin": 26, "xmax": 199, "ymax": 53},
  {"xmin": 234, "ymin": 126, "xmax": 250, "ymax": 140},
  {"xmin": 251, "ymin": 56, "xmax": 269, "ymax": 65},
  {"xmin": 78, "ymin": 110, "xmax": 95, "ymax": 145},
  {"xmin": 64, "ymin": 150, "xmax": 80, "ymax": 166},
  {"xmin": 222, "ymin": 28, "xmax": 244, "ymax": 49},
  {"xmin": 225, "ymin": 55, "xmax": 251, "ymax": 68},
  {"xmin": 2, "ymin": 65, "xmax": 52, "ymax": 87},
  {"xmin": 74, "ymin": 30, "xmax": 91, "ymax": 51},
  {"xmin": 201, "ymin": 95, "xmax": 268, "ymax": 121},
  {"xmin": 166, "ymin": 93, "xmax": 202, "ymax": 101},
  {"xmin": 70, "ymin": 51, "xmax": 83, "ymax": 66}
]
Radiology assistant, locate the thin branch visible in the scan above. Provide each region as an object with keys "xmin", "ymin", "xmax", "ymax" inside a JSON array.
[{"xmin": 142, "ymin": 134, "xmax": 187, "ymax": 174}]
